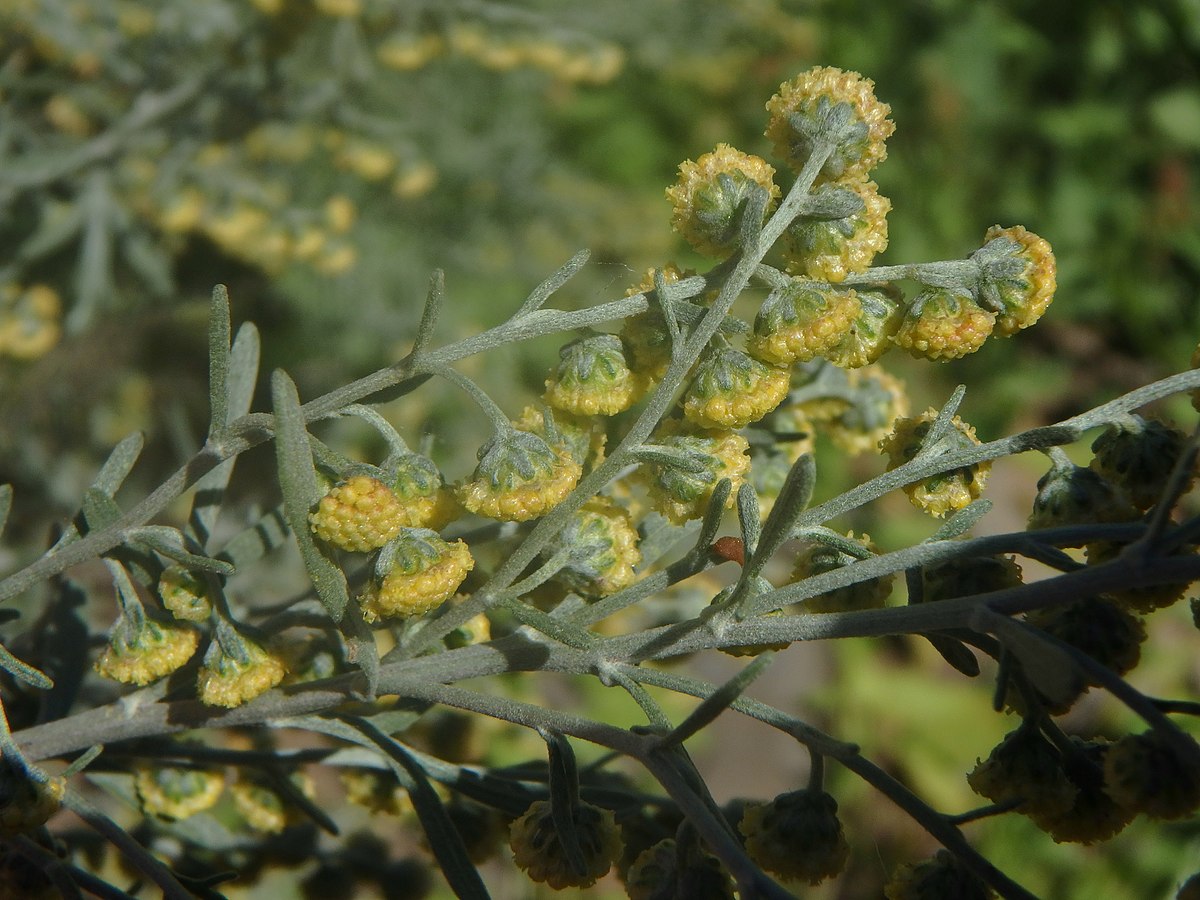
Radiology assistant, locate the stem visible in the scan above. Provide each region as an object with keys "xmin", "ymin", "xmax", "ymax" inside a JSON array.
[
  {"xmin": 426, "ymin": 362, "xmax": 513, "ymax": 434},
  {"xmin": 0, "ymin": 295, "xmax": 653, "ymax": 604},
  {"xmin": 61, "ymin": 792, "xmax": 195, "ymax": 900}
]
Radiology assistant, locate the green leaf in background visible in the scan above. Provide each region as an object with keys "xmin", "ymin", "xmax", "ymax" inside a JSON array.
[{"xmin": 1150, "ymin": 87, "xmax": 1200, "ymax": 149}]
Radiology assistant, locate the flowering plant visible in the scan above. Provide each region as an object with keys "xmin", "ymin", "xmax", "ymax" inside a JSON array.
[{"xmin": 1, "ymin": 63, "xmax": 1199, "ymax": 900}]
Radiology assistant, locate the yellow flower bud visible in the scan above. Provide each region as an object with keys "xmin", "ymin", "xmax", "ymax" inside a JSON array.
[
  {"xmin": 94, "ymin": 616, "xmax": 200, "ymax": 686},
  {"xmin": 361, "ymin": 530, "xmax": 474, "ymax": 622},
  {"xmin": 309, "ymin": 475, "xmax": 406, "ymax": 552},
  {"xmin": 134, "ymin": 764, "xmax": 224, "ymax": 822},
  {"xmin": 666, "ymin": 144, "xmax": 779, "ymax": 258},
  {"xmin": 765, "ymin": 66, "xmax": 894, "ymax": 182},
  {"xmin": 197, "ymin": 634, "xmax": 287, "ymax": 709}
]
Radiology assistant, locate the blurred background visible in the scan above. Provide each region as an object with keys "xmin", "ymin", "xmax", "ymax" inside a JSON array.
[{"xmin": 1, "ymin": 1, "xmax": 1199, "ymax": 897}]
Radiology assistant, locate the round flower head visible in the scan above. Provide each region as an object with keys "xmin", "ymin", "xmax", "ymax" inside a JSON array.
[
  {"xmin": 1027, "ymin": 454, "xmax": 1139, "ymax": 534},
  {"xmin": 134, "ymin": 764, "xmax": 225, "ymax": 822},
  {"xmin": 456, "ymin": 428, "xmax": 582, "ymax": 522},
  {"xmin": 1027, "ymin": 738, "xmax": 1134, "ymax": 844},
  {"xmin": 196, "ymin": 632, "xmax": 287, "ymax": 709},
  {"xmin": 639, "ymin": 423, "xmax": 750, "ymax": 525},
  {"xmin": 390, "ymin": 449, "xmax": 458, "ymax": 531},
  {"xmin": 967, "ymin": 725, "xmax": 1077, "ymax": 820},
  {"xmin": 513, "ymin": 404, "xmax": 606, "ymax": 473},
  {"xmin": 509, "ymin": 798, "xmax": 622, "ymax": 890},
  {"xmin": 765, "ymin": 66, "xmax": 894, "ymax": 182},
  {"xmin": 544, "ymin": 333, "xmax": 642, "ymax": 416},
  {"xmin": 279, "ymin": 634, "xmax": 342, "ymax": 685},
  {"xmin": 884, "ymin": 850, "xmax": 994, "ymax": 900},
  {"xmin": 880, "ymin": 410, "xmax": 990, "ymax": 518},
  {"xmin": 622, "ymin": 265, "xmax": 690, "ymax": 383},
  {"xmin": 1103, "ymin": 730, "xmax": 1200, "ymax": 821},
  {"xmin": 739, "ymin": 789, "xmax": 849, "ymax": 885},
  {"xmin": 790, "ymin": 532, "xmax": 892, "ymax": 613},
  {"xmin": 666, "ymin": 143, "xmax": 779, "ymax": 257},
  {"xmin": 340, "ymin": 768, "xmax": 410, "ymax": 817},
  {"xmin": 920, "ymin": 554, "xmax": 1022, "ymax": 603},
  {"xmin": 0, "ymin": 755, "xmax": 66, "ymax": 837},
  {"xmin": 1089, "ymin": 415, "xmax": 1194, "ymax": 511},
  {"xmin": 747, "ymin": 281, "xmax": 861, "ymax": 366},
  {"xmin": 782, "ymin": 179, "xmax": 890, "ymax": 282},
  {"xmin": 0, "ymin": 282, "xmax": 62, "ymax": 360},
  {"xmin": 971, "ymin": 225, "xmax": 1056, "ymax": 336},
  {"xmin": 823, "ymin": 365, "xmax": 909, "ymax": 455},
  {"xmin": 542, "ymin": 496, "xmax": 641, "ymax": 599},
  {"xmin": 1022, "ymin": 597, "xmax": 1145, "ymax": 713},
  {"xmin": 231, "ymin": 772, "xmax": 316, "ymax": 834},
  {"xmin": 1085, "ymin": 537, "xmax": 1192, "ymax": 614},
  {"xmin": 893, "ymin": 287, "xmax": 996, "ymax": 361},
  {"xmin": 683, "ymin": 346, "xmax": 790, "ymax": 429},
  {"xmin": 309, "ymin": 474, "xmax": 406, "ymax": 552},
  {"xmin": 822, "ymin": 287, "xmax": 904, "ymax": 369},
  {"xmin": 782, "ymin": 360, "xmax": 860, "ymax": 423},
  {"xmin": 624, "ymin": 838, "xmax": 735, "ymax": 900},
  {"xmin": 361, "ymin": 529, "xmax": 474, "ymax": 622},
  {"xmin": 94, "ymin": 614, "xmax": 200, "ymax": 686},
  {"xmin": 157, "ymin": 565, "xmax": 212, "ymax": 622}
]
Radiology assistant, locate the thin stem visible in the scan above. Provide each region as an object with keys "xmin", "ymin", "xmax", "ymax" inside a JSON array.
[
  {"xmin": 61, "ymin": 792, "xmax": 194, "ymax": 900},
  {"xmin": 0, "ymin": 294, "xmax": 654, "ymax": 604},
  {"xmin": 425, "ymin": 362, "xmax": 513, "ymax": 433}
]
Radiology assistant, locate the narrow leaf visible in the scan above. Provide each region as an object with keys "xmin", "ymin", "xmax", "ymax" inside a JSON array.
[
  {"xmin": 37, "ymin": 578, "xmax": 89, "ymax": 723},
  {"xmin": 0, "ymin": 641, "xmax": 53, "ymax": 690},
  {"xmin": 207, "ymin": 284, "xmax": 231, "ymax": 436},
  {"xmin": 188, "ymin": 321, "xmax": 260, "ymax": 548},
  {"xmin": 922, "ymin": 633, "xmax": 981, "ymax": 677},
  {"xmin": 652, "ymin": 267, "xmax": 681, "ymax": 344},
  {"xmin": 973, "ymin": 608, "xmax": 1083, "ymax": 707},
  {"xmin": 215, "ymin": 505, "xmax": 289, "ymax": 570},
  {"xmin": 0, "ymin": 484, "xmax": 11, "ymax": 537},
  {"xmin": 735, "ymin": 482, "xmax": 761, "ymax": 557},
  {"xmin": 271, "ymin": 370, "xmax": 350, "ymax": 621},
  {"xmin": 516, "ymin": 250, "xmax": 589, "ymax": 317},
  {"xmin": 636, "ymin": 515, "xmax": 699, "ymax": 572},
  {"xmin": 694, "ymin": 478, "xmax": 732, "ymax": 554},
  {"xmin": 61, "ymin": 745, "xmax": 104, "ymax": 778},
  {"xmin": 412, "ymin": 269, "xmax": 444, "ymax": 357},
  {"xmin": 93, "ymin": 432, "xmax": 145, "ymax": 496},
  {"xmin": 80, "ymin": 488, "xmax": 122, "ymax": 535},
  {"xmin": 128, "ymin": 526, "xmax": 234, "ymax": 575},
  {"xmin": 267, "ymin": 768, "xmax": 339, "ymax": 835},
  {"xmin": 541, "ymin": 729, "xmax": 587, "ymax": 877},
  {"xmin": 919, "ymin": 385, "xmax": 967, "ymax": 457},
  {"xmin": 345, "ymin": 717, "xmax": 491, "ymax": 900},
  {"xmin": 226, "ymin": 323, "xmax": 260, "ymax": 420},
  {"xmin": 736, "ymin": 180, "xmax": 770, "ymax": 251},
  {"xmin": 928, "ymin": 499, "xmax": 993, "ymax": 541},
  {"xmin": 747, "ymin": 453, "xmax": 815, "ymax": 579},
  {"xmin": 657, "ymin": 652, "xmax": 775, "ymax": 749}
]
